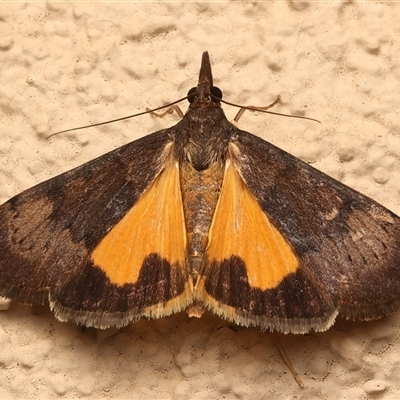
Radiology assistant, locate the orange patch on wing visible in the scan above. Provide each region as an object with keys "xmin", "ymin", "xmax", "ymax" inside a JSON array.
[
  {"xmin": 205, "ymin": 159, "xmax": 298, "ymax": 290},
  {"xmin": 92, "ymin": 161, "xmax": 188, "ymax": 286}
]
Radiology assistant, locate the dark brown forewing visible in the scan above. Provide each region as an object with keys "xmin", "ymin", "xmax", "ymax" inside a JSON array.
[
  {"xmin": 227, "ymin": 128, "xmax": 400, "ymax": 332},
  {"xmin": 0, "ymin": 129, "xmax": 177, "ymax": 327}
]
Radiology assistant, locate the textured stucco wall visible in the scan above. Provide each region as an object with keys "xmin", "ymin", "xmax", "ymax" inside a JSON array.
[{"xmin": 1, "ymin": 2, "xmax": 400, "ymax": 399}]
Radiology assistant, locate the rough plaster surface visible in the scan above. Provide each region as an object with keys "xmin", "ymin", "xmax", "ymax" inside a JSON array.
[{"xmin": 1, "ymin": 2, "xmax": 400, "ymax": 399}]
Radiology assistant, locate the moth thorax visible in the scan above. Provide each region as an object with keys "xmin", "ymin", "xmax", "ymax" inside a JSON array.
[
  {"xmin": 178, "ymin": 107, "xmax": 231, "ymax": 171},
  {"xmin": 185, "ymin": 141, "xmax": 223, "ymax": 171}
]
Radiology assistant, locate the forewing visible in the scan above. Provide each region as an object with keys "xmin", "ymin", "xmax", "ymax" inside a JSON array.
[
  {"xmin": 198, "ymin": 128, "xmax": 400, "ymax": 334},
  {"xmin": 0, "ymin": 129, "xmax": 191, "ymax": 328}
]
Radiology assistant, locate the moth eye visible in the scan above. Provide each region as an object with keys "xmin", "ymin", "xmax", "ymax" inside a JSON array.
[
  {"xmin": 187, "ymin": 86, "xmax": 222, "ymax": 104},
  {"xmin": 187, "ymin": 87, "xmax": 197, "ymax": 103},
  {"xmin": 211, "ymin": 86, "xmax": 222, "ymax": 101}
]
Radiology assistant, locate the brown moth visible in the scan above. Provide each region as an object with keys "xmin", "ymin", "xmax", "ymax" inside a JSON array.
[{"xmin": 1, "ymin": 52, "xmax": 399, "ymax": 333}]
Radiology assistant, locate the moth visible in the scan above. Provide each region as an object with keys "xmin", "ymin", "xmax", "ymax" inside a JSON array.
[{"xmin": 1, "ymin": 51, "xmax": 400, "ymax": 334}]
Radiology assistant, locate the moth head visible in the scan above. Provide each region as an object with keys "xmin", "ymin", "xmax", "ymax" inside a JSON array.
[{"xmin": 187, "ymin": 51, "xmax": 222, "ymax": 108}]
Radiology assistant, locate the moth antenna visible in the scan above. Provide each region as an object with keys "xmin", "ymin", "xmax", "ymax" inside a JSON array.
[
  {"xmin": 214, "ymin": 94, "xmax": 321, "ymax": 124},
  {"xmin": 50, "ymin": 91, "xmax": 319, "ymax": 139},
  {"xmin": 47, "ymin": 95, "xmax": 189, "ymax": 138}
]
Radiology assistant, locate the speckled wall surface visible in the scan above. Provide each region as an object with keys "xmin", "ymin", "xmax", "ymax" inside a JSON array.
[{"xmin": 1, "ymin": 2, "xmax": 400, "ymax": 399}]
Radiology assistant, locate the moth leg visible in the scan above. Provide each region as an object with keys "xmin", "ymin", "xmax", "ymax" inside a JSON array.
[
  {"xmin": 147, "ymin": 105, "xmax": 184, "ymax": 119},
  {"xmin": 273, "ymin": 333, "xmax": 305, "ymax": 388},
  {"xmin": 233, "ymin": 95, "xmax": 281, "ymax": 123}
]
